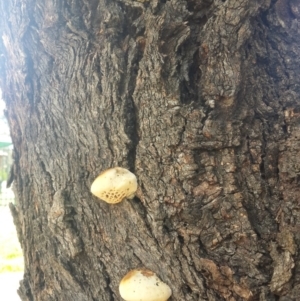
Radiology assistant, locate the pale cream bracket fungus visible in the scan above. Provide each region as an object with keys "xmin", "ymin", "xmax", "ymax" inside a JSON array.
[
  {"xmin": 119, "ymin": 269, "xmax": 172, "ymax": 301},
  {"xmin": 90, "ymin": 167, "xmax": 137, "ymax": 204}
]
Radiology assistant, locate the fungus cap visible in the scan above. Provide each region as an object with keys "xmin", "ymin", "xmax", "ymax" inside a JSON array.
[
  {"xmin": 119, "ymin": 269, "xmax": 172, "ymax": 301},
  {"xmin": 91, "ymin": 167, "xmax": 137, "ymax": 204}
]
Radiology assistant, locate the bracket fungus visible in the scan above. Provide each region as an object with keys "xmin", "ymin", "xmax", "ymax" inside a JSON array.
[
  {"xmin": 90, "ymin": 167, "xmax": 137, "ymax": 204},
  {"xmin": 119, "ymin": 269, "xmax": 172, "ymax": 301}
]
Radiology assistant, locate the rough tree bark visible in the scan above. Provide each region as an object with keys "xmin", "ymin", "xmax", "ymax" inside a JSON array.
[{"xmin": 1, "ymin": 0, "xmax": 300, "ymax": 300}]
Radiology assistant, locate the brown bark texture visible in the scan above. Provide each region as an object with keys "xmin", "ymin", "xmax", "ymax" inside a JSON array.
[{"xmin": 1, "ymin": 0, "xmax": 300, "ymax": 300}]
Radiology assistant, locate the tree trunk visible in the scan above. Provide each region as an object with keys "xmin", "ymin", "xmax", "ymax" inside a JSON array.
[{"xmin": 1, "ymin": 0, "xmax": 300, "ymax": 300}]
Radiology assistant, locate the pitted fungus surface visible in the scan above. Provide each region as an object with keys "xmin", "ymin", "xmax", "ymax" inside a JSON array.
[
  {"xmin": 119, "ymin": 268, "xmax": 172, "ymax": 301},
  {"xmin": 91, "ymin": 167, "xmax": 137, "ymax": 204}
]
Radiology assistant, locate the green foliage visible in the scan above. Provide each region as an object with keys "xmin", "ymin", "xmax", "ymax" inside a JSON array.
[
  {"xmin": 0, "ymin": 169, "xmax": 7, "ymax": 181},
  {"xmin": 0, "ymin": 244, "xmax": 23, "ymax": 273},
  {"xmin": 0, "ymin": 208, "xmax": 24, "ymax": 273}
]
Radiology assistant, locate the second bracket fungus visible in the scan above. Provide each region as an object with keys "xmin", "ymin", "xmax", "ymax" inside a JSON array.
[
  {"xmin": 90, "ymin": 167, "xmax": 137, "ymax": 204},
  {"xmin": 119, "ymin": 269, "xmax": 172, "ymax": 301}
]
